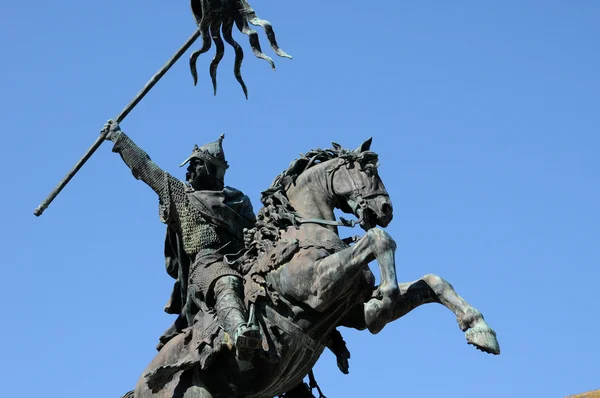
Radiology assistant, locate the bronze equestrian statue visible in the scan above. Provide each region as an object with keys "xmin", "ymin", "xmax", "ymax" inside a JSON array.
[
  {"xmin": 103, "ymin": 121, "xmax": 354, "ymax": 398},
  {"xmin": 32, "ymin": 2, "xmax": 501, "ymax": 397},
  {"xmin": 103, "ymin": 120, "xmax": 500, "ymax": 398}
]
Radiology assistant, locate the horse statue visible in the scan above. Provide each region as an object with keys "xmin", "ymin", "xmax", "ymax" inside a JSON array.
[{"xmin": 131, "ymin": 138, "xmax": 500, "ymax": 398}]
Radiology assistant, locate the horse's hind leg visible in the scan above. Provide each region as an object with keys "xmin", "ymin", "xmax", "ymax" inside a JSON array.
[{"xmin": 390, "ymin": 274, "xmax": 500, "ymax": 355}]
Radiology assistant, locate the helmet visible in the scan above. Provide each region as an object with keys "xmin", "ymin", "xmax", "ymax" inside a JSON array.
[{"xmin": 180, "ymin": 134, "xmax": 229, "ymax": 183}]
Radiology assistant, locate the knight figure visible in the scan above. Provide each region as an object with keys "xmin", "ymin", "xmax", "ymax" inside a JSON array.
[{"xmin": 103, "ymin": 120, "xmax": 261, "ymax": 361}]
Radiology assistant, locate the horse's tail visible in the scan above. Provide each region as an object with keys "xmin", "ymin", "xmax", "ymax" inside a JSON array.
[{"xmin": 120, "ymin": 391, "xmax": 134, "ymax": 398}]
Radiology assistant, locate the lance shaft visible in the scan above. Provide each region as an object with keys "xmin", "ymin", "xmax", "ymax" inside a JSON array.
[{"xmin": 34, "ymin": 29, "xmax": 201, "ymax": 217}]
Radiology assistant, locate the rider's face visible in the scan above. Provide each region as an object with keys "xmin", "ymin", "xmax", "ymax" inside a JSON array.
[
  {"xmin": 188, "ymin": 159, "xmax": 206, "ymax": 179},
  {"xmin": 187, "ymin": 158, "xmax": 223, "ymax": 191}
]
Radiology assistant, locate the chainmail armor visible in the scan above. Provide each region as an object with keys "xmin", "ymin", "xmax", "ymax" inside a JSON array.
[
  {"xmin": 112, "ymin": 132, "xmax": 229, "ymax": 258},
  {"xmin": 190, "ymin": 260, "xmax": 242, "ymax": 303}
]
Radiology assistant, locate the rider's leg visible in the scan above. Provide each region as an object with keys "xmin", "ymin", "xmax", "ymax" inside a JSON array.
[{"xmin": 213, "ymin": 275, "xmax": 261, "ymax": 360}]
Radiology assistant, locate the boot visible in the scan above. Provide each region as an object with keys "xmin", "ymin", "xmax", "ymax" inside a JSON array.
[{"xmin": 214, "ymin": 275, "xmax": 261, "ymax": 360}]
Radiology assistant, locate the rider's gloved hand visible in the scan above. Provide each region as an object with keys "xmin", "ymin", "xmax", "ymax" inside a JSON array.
[{"xmin": 102, "ymin": 119, "xmax": 122, "ymax": 142}]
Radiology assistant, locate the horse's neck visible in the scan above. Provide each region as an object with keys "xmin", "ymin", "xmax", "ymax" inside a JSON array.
[
  {"xmin": 286, "ymin": 164, "xmax": 334, "ymax": 222},
  {"xmin": 284, "ymin": 164, "xmax": 340, "ymax": 239}
]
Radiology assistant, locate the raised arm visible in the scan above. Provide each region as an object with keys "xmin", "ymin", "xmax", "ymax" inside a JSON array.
[{"xmin": 103, "ymin": 120, "xmax": 184, "ymax": 216}]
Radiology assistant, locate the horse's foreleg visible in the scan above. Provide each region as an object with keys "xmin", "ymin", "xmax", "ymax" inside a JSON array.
[
  {"xmin": 302, "ymin": 228, "xmax": 398, "ymax": 327},
  {"xmin": 356, "ymin": 228, "xmax": 399, "ymax": 335},
  {"xmin": 389, "ymin": 274, "xmax": 500, "ymax": 355}
]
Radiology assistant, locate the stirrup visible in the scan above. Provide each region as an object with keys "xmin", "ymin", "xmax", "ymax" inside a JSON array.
[{"xmin": 234, "ymin": 324, "xmax": 261, "ymax": 360}]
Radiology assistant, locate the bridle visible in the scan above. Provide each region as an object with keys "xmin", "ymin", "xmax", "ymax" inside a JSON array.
[{"xmin": 297, "ymin": 157, "xmax": 389, "ymax": 228}]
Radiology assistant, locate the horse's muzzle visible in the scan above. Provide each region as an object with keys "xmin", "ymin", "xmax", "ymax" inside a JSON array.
[{"xmin": 374, "ymin": 196, "xmax": 393, "ymax": 228}]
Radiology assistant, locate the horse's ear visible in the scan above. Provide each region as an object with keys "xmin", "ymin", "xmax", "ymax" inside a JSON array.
[{"xmin": 355, "ymin": 137, "xmax": 373, "ymax": 152}]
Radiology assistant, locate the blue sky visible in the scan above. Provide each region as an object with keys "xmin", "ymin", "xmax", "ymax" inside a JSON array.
[{"xmin": 2, "ymin": 1, "xmax": 599, "ymax": 397}]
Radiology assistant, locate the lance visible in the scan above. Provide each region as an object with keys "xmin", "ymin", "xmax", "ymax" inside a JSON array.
[{"xmin": 33, "ymin": 29, "xmax": 201, "ymax": 217}]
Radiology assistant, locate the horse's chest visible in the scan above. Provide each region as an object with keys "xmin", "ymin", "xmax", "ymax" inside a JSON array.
[{"xmin": 284, "ymin": 226, "xmax": 345, "ymax": 250}]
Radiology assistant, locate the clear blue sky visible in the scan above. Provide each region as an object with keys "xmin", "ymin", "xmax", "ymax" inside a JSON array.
[{"xmin": 2, "ymin": 1, "xmax": 599, "ymax": 397}]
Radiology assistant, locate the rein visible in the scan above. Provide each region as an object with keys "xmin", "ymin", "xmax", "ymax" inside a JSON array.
[{"xmin": 297, "ymin": 214, "xmax": 363, "ymax": 228}]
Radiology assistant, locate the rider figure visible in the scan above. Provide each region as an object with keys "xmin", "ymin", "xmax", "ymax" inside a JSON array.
[{"xmin": 103, "ymin": 120, "xmax": 261, "ymax": 360}]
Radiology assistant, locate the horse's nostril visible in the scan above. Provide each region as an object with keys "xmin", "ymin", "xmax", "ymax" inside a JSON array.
[{"xmin": 382, "ymin": 203, "xmax": 393, "ymax": 218}]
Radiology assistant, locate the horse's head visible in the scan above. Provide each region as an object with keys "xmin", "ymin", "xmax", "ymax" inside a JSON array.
[{"xmin": 328, "ymin": 138, "xmax": 393, "ymax": 230}]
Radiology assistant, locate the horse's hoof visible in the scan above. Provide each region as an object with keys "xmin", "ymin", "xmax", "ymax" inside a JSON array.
[
  {"xmin": 365, "ymin": 299, "xmax": 387, "ymax": 334},
  {"xmin": 466, "ymin": 322, "xmax": 500, "ymax": 355}
]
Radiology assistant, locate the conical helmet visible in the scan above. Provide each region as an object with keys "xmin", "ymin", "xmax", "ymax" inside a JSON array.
[{"xmin": 180, "ymin": 134, "xmax": 229, "ymax": 181}]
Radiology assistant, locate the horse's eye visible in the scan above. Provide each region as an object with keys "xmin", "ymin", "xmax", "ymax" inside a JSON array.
[{"xmin": 364, "ymin": 164, "xmax": 377, "ymax": 176}]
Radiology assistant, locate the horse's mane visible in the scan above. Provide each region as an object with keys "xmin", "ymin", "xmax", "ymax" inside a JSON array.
[{"xmin": 244, "ymin": 142, "xmax": 370, "ymax": 258}]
